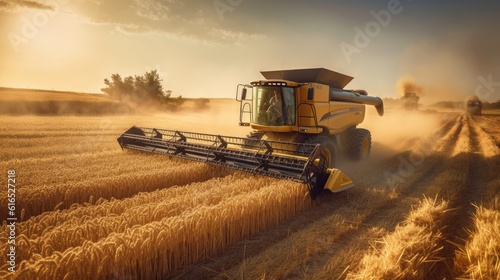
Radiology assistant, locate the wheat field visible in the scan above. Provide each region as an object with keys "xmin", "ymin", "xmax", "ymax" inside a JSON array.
[{"xmin": 1, "ymin": 92, "xmax": 499, "ymax": 279}]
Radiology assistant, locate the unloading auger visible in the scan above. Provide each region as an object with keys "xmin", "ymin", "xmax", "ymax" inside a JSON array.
[{"xmin": 117, "ymin": 126, "xmax": 353, "ymax": 198}]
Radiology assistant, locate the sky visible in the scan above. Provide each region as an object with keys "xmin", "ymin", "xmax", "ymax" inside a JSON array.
[{"xmin": 0, "ymin": 0, "xmax": 499, "ymax": 103}]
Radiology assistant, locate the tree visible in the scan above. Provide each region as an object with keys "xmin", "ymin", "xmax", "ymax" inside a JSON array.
[
  {"xmin": 101, "ymin": 70, "xmax": 184, "ymax": 106},
  {"xmin": 143, "ymin": 70, "xmax": 164, "ymax": 101},
  {"xmin": 133, "ymin": 75, "xmax": 147, "ymax": 101},
  {"xmin": 102, "ymin": 74, "xmax": 122, "ymax": 99},
  {"xmin": 164, "ymin": 90, "xmax": 172, "ymax": 99}
]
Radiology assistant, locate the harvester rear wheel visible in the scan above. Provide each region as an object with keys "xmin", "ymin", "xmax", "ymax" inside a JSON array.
[
  {"xmin": 347, "ymin": 128, "xmax": 371, "ymax": 161},
  {"xmin": 305, "ymin": 135, "xmax": 338, "ymax": 168}
]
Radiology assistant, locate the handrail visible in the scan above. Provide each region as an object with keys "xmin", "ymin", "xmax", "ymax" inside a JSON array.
[
  {"xmin": 239, "ymin": 101, "xmax": 252, "ymax": 125},
  {"xmin": 297, "ymin": 103, "xmax": 319, "ymax": 127}
]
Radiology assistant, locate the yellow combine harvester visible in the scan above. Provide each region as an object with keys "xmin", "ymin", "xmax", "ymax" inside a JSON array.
[
  {"xmin": 118, "ymin": 68, "xmax": 384, "ymax": 198},
  {"xmin": 465, "ymin": 95, "xmax": 482, "ymax": 115},
  {"xmin": 400, "ymin": 92, "xmax": 420, "ymax": 110}
]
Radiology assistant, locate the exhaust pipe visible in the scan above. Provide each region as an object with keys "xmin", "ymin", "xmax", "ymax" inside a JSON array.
[{"xmin": 330, "ymin": 89, "xmax": 384, "ymax": 116}]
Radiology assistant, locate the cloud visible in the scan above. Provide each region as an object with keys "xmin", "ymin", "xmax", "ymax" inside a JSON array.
[
  {"xmin": 134, "ymin": 0, "xmax": 177, "ymax": 21},
  {"xmin": 73, "ymin": 0, "xmax": 265, "ymax": 44},
  {"xmin": 0, "ymin": 0, "xmax": 54, "ymax": 12}
]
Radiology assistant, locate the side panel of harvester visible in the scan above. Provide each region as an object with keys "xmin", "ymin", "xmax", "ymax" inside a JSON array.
[
  {"xmin": 254, "ymin": 68, "xmax": 384, "ymax": 136},
  {"xmin": 297, "ymin": 84, "xmax": 366, "ymax": 134}
]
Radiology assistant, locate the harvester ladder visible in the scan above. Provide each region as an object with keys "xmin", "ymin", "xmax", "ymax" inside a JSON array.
[
  {"xmin": 239, "ymin": 101, "xmax": 253, "ymax": 126},
  {"xmin": 297, "ymin": 103, "xmax": 319, "ymax": 127}
]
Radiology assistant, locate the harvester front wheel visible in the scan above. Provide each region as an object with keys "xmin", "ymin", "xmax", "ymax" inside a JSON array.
[
  {"xmin": 347, "ymin": 128, "xmax": 371, "ymax": 161},
  {"xmin": 306, "ymin": 135, "xmax": 338, "ymax": 168}
]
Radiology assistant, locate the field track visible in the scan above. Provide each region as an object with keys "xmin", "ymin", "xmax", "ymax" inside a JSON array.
[
  {"xmin": 1, "ymin": 112, "xmax": 499, "ymax": 279},
  {"xmin": 180, "ymin": 114, "xmax": 500, "ymax": 279}
]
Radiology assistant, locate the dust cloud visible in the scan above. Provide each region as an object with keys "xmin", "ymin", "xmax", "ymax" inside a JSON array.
[
  {"xmin": 151, "ymin": 99, "xmax": 445, "ymax": 166},
  {"xmin": 398, "ymin": 25, "xmax": 500, "ymax": 103},
  {"xmin": 0, "ymin": 100, "xmax": 130, "ymax": 115},
  {"xmin": 396, "ymin": 76, "xmax": 423, "ymax": 97},
  {"xmin": 149, "ymin": 99, "xmax": 249, "ymax": 137},
  {"xmin": 359, "ymin": 108, "xmax": 442, "ymax": 161}
]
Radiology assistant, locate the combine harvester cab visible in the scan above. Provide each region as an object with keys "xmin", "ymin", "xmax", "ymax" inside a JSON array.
[
  {"xmin": 119, "ymin": 68, "xmax": 384, "ymax": 198},
  {"xmin": 236, "ymin": 68, "xmax": 383, "ymax": 165}
]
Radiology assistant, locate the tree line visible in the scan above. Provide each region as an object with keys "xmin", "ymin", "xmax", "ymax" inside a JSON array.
[{"xmin": 101, "ymin": 70, "xmax": 184, "ymax": 106}]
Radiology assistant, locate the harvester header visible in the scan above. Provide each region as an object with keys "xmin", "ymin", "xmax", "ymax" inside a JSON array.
[{"xmin": 117, "ymin": 126, "xmax": 353, "ymax": 197}]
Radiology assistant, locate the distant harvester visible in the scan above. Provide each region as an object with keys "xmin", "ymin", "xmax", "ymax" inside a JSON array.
[
  {"xmin": 400, "ymin": 92, "xmax": 420, "ymax": 111},
  {"xmin": 465, "ymin": 95, "xmax": 482, "ymax": 115}
]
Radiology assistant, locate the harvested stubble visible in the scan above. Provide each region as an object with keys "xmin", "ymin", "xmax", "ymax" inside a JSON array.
[
  {"xmin": 451, "ymin": 115, "xmax": 471, "ymax": 157},
  {"xmin": 453, "ymin": 116, "xmax": 500, "ymax": 279},
  {"xmin": 216, "ymin": 118, "xmax": 462, "ymax": 280},
  {"xmin": 347, "ymin": 197, "xmax": 449, "ymax": 280},
  {"xmin": 433, "ymin": 115, "xmax": 463, "ymax": 154},
  {"xmin": 468, "ymin": 116, "xmax": 500, "ymax": 158},
  {"xmin": 454, "ymin": 168, "xmax": 500, "ymax": 279},
  {"xmin": 213, "ymin": 187, "xmax": 390, "ymax": 280},
  {"xmin": 7, "ymin": 177, "xmax": 310, "ymax": 279},
  {"xmin": 454, "ymin": 200, "xmax": 500, "ymax": 280}
]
